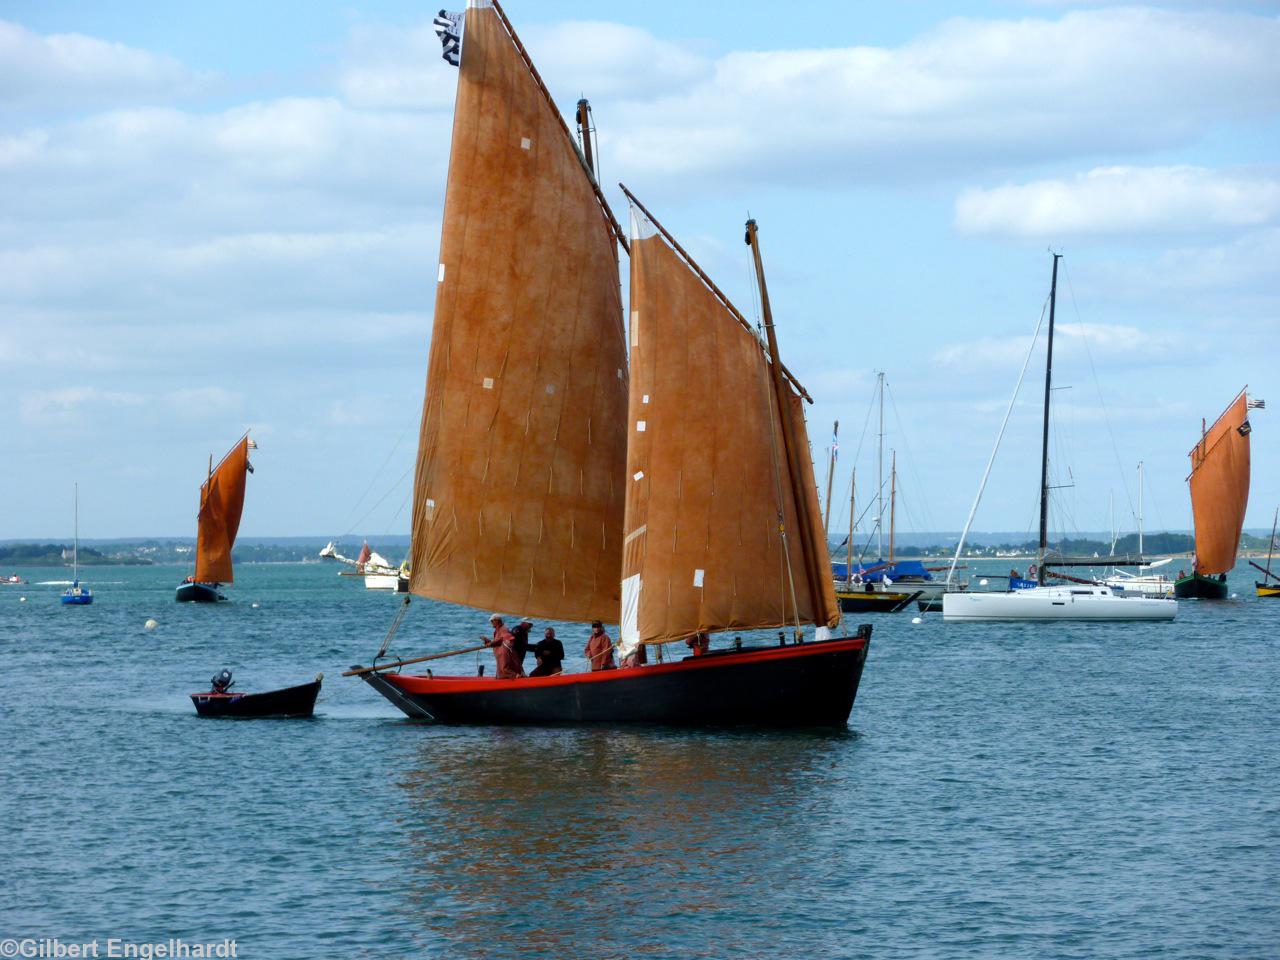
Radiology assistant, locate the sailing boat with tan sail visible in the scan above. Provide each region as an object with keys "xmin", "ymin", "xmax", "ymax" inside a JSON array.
[
  {"xmin": 346, "ymin": 0, "xmax": 868, "ymax": 725},
  {"xmin": 1174, "ymin": 389, "xmax": 1260, "ymax": 600},
  {"xmin": 176, "ymin": 434, "xmax": 257, "ymax": 603}
]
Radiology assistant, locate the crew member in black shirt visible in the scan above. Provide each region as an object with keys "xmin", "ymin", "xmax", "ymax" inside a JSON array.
[{"xmin": 529, "ymin": 627, "xmax": 565, "ymax": 677}]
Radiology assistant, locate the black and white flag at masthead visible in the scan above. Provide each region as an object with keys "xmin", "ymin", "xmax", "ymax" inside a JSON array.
[{"xmin": 434, "ymin": 10, "xmax": 463, "ymax": 66}]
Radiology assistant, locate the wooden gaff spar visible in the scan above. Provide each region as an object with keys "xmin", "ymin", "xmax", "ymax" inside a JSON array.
[{"xmin": 347, "ymin": 0, "xmax": 867, "ymax": 726}]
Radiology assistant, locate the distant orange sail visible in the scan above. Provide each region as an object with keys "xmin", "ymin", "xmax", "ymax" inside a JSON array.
[
  {"xmin": 1188, "ymin": 390, "xmax": 1251, "ymax": 575},
  {"xmin": 620, "ymin": 213, "xmax": 838, "ymax": 647},
  {"xmin": 194, "ymin": 436, "xmax": 253, "ymax": 584},
  {"xmin": 407, "ymin": 2, "xmax": 629, "ymax": 622}
]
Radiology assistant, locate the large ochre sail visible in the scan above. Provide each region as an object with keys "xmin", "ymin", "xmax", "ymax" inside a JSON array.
[
  {"xmin": 619, "ymin": 211, "xmax": 839, "ymax": 648},
  {"xmin": 407, "ymin": 1, "xmax": 629, "ymax": 622},
  {"xmin": 194, "ymin": 436, "xmax": 252, "ymax": 584},
  {"xmin": 1188, "ymin": 389, "xmax": 1251, "ymax": 575}
]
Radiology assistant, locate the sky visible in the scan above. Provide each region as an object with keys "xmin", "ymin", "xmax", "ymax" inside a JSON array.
[{"xmin": 2, "ymin": 0, "xmax": 1278, "ymax": 543}]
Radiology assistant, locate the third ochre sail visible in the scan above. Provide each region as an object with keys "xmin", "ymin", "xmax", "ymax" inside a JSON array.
[
  {"xmin": 619, "ymin": 206, "xmax": 839, "ymax": 650},
  {"xmin": 407, "ymin": 0, "xmax": 629, "ymax": 622},
  {"xmin": 1178, "ymin": 388, "xmax": 1253, "ymax": 598}
]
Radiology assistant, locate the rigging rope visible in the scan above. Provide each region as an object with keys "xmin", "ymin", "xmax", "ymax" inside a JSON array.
[
  {"xmin": 947, "ymin": 296, "xmax": 1050, "ymax": 585},
  {"xmin": 375, "ymin": 595, "xmax": 412, "ymax": 662}
]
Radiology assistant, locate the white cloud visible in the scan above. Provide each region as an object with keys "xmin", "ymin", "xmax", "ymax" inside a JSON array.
[
  {"xmin": 524, "ymin": 21, "xmax": 711, "ymax": 99},
  {"xmin": 163, "ymin": 388, "xmax": 243, "ymax": 413},
  {"xmin": 599, "ymin": 7, "xmax": 1280, "ymax": 189},
  {"xmin": 338, "ymin": 23, "xmax": 462, "ymax": 111},
  {"xmin": 934, "ymin": 322, "xmax": 1185, "ymax": 371},
  {"xmin": 0, "ymin": 19, "xmax": 205, "ymax": 111},
  {"xmin": 955, "ymin": 166, "xmax": 1280, "ymax": 238},
  {"xmin": 19, "ymin": 387, "xmax": 145, "ymax": 424}
]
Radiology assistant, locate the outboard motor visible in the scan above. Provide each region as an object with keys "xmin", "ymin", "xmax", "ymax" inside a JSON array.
[{"xmin": 211, "ymin": 668, "xmax": 234, "ymax": 694}]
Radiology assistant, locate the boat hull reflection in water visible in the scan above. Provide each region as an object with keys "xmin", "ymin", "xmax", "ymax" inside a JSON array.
[{"xmin": 356, "ymin": 632, "xmax": 868, "ymax": 726}]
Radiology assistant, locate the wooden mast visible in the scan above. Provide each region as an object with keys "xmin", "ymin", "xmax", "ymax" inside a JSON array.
[
  {"xmin": 1268, "ymin": 507, "xmax": 1278, "ymax": 581},
  {"xmin": 889, "ymin": 450, "xmax": 897, "ymax": 565},
  {"xmin": 1037, "ymin": 253, "xmax": 1061, "ymax": 583},
  {"xmin": 847, "ymin": 469, "xmax": 855, "ymax": 586},
  {"xmin": 745, "ymin": 218, "xmax": 826, "ymax": 629},
  {"xmin": 575, "ymin": 99, "xmax": 595, "ymax": 180},
  {"xmin": 823, "ymin": 420, "xmax": 839, "ymax": 537}
]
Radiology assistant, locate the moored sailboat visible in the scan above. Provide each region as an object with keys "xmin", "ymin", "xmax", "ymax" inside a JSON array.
[
  {"xmin": 1174, "ymin": 389, "xmax": 1259, "ymax": 599},
  {"xmin": 346, "ymin": 0, "xmax": 867, "ymax": 726},
  {"xmin": 1251, "ymin": 507, "xmax": 1279, "ymax": 599},
  {"xmin": 61, "ymin": 483, "xmax": 93, "ymax": 606},
  {"xmin": 176, "ymin": 434, "xmax": 256, "ymax": 602},
  {"xmin": 319, "ymin": 540, "xmax": 409, "ymax": 591},
  {"xmin": 943, "ymin": 254, "xmax": 1176, "ymax": 622}
]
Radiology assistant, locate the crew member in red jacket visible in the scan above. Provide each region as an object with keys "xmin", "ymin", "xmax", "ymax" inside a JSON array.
[
  {"xmin": 584, "ymin": 620, "xmax": 616, "ymax": 671},
  {"xmin": 481, "ymin": 614, "xmax": 525, "ymax": 679}
]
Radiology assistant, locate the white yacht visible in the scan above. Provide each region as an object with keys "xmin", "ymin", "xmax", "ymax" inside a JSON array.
[
  {"xmin": 939, "ymin": 254, "xmax": 1176, "ymax": 623},
  {"xmin": 943, "ymin": 583, "xmax": 1176, "ymax": 621}
]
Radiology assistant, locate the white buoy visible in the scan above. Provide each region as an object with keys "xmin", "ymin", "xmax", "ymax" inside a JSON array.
[
  {"xmin": 911, "ymin": 616, "xmax": 923, "ymax": 625},
  {"xmin": 251, "ymin": 602, "xmax": 260, "ymax": 609},
  {"xmin": 19, "ymin": 596, "xmax": 27, "ymax": 602},
  {"xmin": 979, "ymin": 578, "xmax": 989, "ymax": 586},
  {"xmin": 1231, "ymin": 594, "xmax": 1238, "ymax": 599},
  {"xmin": 144, "ymin": 618, "xmax": 158, "ymax": 630}
]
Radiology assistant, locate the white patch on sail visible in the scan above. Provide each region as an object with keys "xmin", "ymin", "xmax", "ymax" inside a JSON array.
[
  {"xmin": 630, "ymin": 311, "xmax": 639, "ymax": 348},
  {"xmin": 545, "ymin": 383, "xmax": 556, "ymax": 395},
  {"xmin": 437, "ymin": 264, "xmax": 445, "ymax": 283},
  {"xmin": 482, "ymin": 377, "xmax": 494, "ymax": 390},
  {"xmin": 618, "ymin": 574, "xmax": 642, "ymax": 658},
  {"xmin": 633, "ymin": 471, "xmax": 644, "ymax": 481},
  {"xmin": 636, "ymin": 420, "xmax": 646, "ymax": 432},
  {"xmin": 693, "ymin": 568, "xmax": 705, "ymax": 588},
  {"xmin": 426, "ymin": 498, "xmax": 436, "ymax": 509},
  {"xmin": 521, "ymin": 137, "xmax": 531, "ymax": 150},
  {"xmin": 642, "ymin": 394, "xmax": 649, "ymax": 404}
]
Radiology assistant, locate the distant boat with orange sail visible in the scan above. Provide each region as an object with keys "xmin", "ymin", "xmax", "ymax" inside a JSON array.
[
  {"xmin": 1174, "ymin": 389, "xmax": 1262, "ymax": 600},
  {"xmin": 1252, "ymin": 507, "xmax": 1279, "ymax": 599},
  {"xmin": 176, "ymin": 434, "xmax": 257, "ymax": 603}
]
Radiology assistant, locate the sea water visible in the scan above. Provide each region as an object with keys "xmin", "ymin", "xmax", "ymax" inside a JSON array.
[{"xmin": 1, "ymin": 561, "xmax": 1276, "ymax": 959}]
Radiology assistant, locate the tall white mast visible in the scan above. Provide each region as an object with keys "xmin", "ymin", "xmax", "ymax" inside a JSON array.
[
  {"xmin": 1138, "ymin": 460, "xmax": 1145, "ymax": 556},
  {"xmin": 73, "ymin": 482, "xmax": 79, "ymax": 583},
  {"xmin": 876, "ymin": 370, "xmax": 884, "ymax": 559}
]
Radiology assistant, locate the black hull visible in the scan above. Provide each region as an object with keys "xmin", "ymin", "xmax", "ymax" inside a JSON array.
[
  {"xmin": 176, "ymin": 581, "xmax": 225, "ymax": 603},
  {"xmin": 354, "ymin": 630, "xmax": 870, "ymax": 727},
  {"xmin": 1173, "ymin": 573, "xmax": 1229, "ymax": 600},
  {"xmin": 191, "ymin": 679, "xmax": 321, "ymax": 718},
  {"xmin": 837, "ymin": 590, "xmax": 920, "ymax": 613}
]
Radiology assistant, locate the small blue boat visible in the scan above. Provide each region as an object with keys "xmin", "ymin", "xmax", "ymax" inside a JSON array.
[
  {"xmin": 61, "ymin": 484, "xmax": 93, "ymax": 606},
  {"xmin": 61, "ymin": 581, "xmax": 93, "ymax": 605}
]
